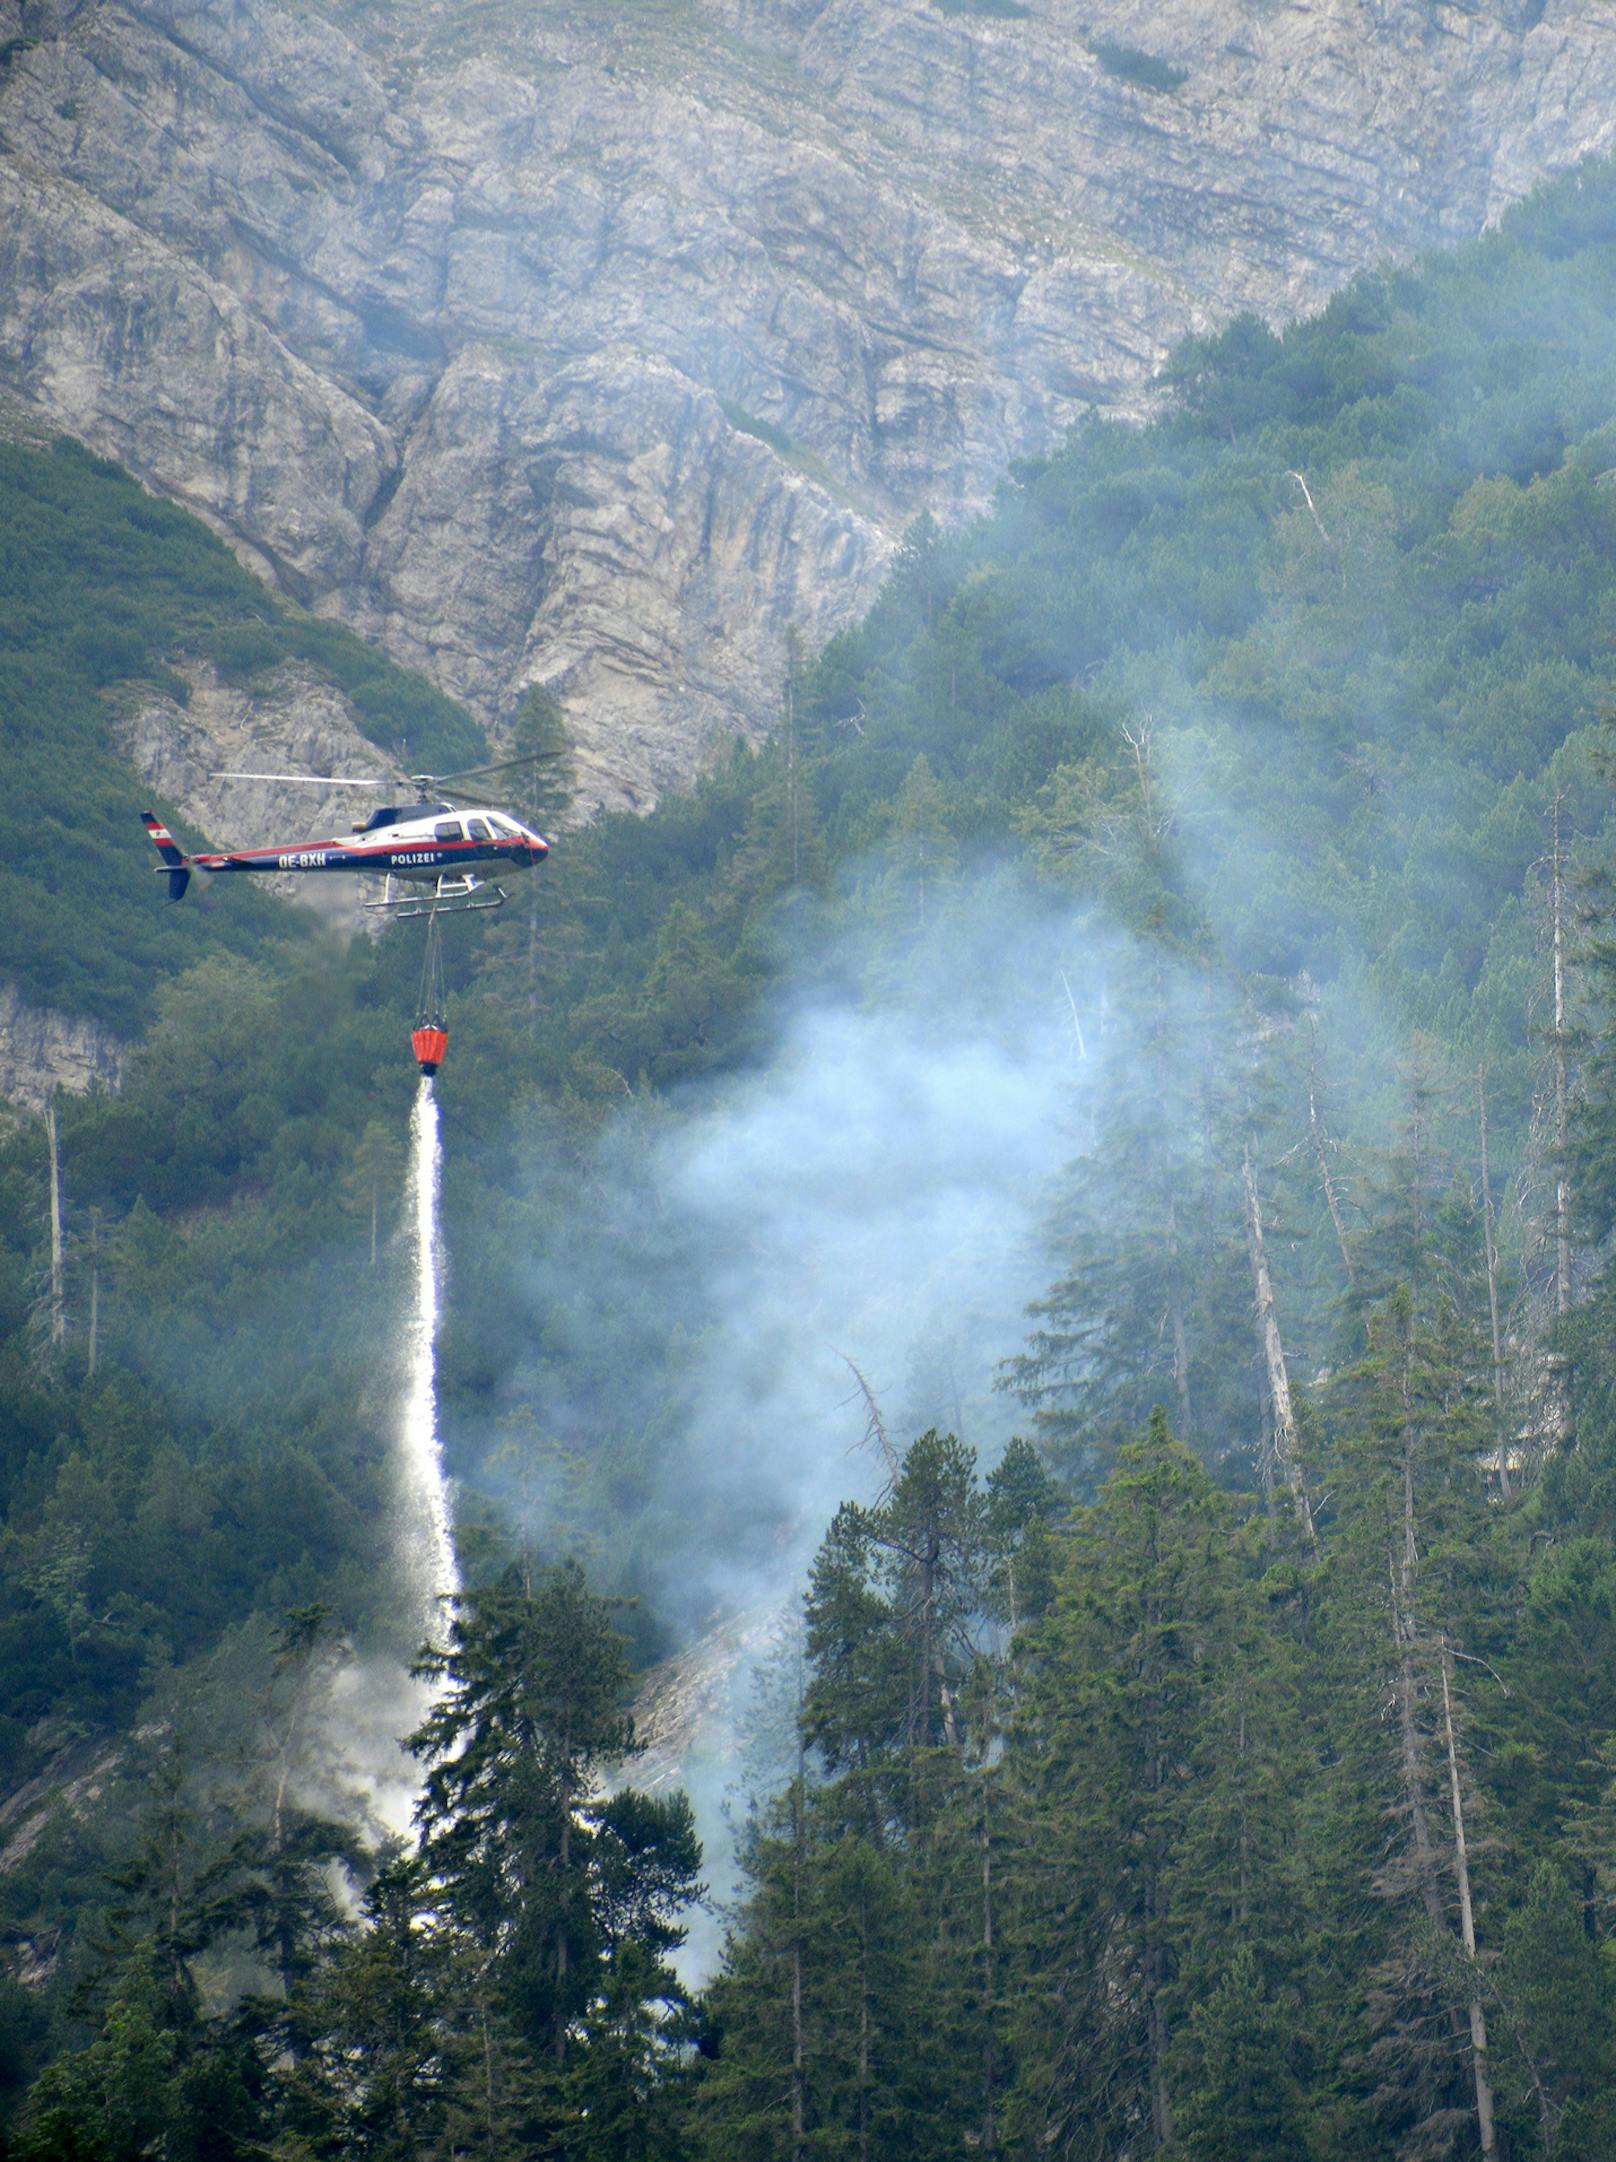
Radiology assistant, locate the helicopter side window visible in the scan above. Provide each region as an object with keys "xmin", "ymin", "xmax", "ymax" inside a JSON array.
[
  {"xmin": 434, "ymin": 821, "xmax": 464, "ymax": 844},
  {"xmin": 467, "ymin": 817, "xmax": 493, "ymax": 841}
]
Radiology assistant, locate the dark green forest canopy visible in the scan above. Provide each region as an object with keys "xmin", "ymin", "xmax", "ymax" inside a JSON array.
[{"xmin": 7, "ymin": 149, "xmax": 1616, "ymax": 2159}]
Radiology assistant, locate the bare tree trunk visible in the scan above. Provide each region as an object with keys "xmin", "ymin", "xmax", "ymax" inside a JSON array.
[
  {"xmin": 1550, "ymin": 792, "xmax": 1572, "ymax": 1321},
  {"xmin": 1390, "ymin": 1551, "xmax": 1445, "ymax": 1932},
  {"xmin": 1057, "ymin": 969, "xmax": 1087, "ymax": 1062},
  {"xmin": 981, "ymin": 1790, "xmax": 998, "ymax": 2153},
  {"xmin": 85, "ymin": 1208, "xmax": 100, "ymax": 1379},
  {"xmin": 1289, "ymin": 469, "xmax": 1332, "ymax": 545},
  {"xmin": 935, "ymin": 1651, "xmax": 960, "ymax": 1751},
  {"xmin": 1147, "ymin": 1857, "xmax": 1174, "ymax": 2151},
  {"xmin": 856, "ymin": 1885, "xmax": 871, "ymax": 2162},
  {"xmin": 553, "ymin": 1769, "xmax": 572, "ymax": 2062},
  {"xmin": 791, "ymin": 1654, "xmax": 807, "ymax": 2162},
  {"xmin": 1439, "ymin": 1642, "xmax": 1498, "ymax": 2161},
  {"xmin": 1139, "ymin": 1565, "xmax": 1175, "ymax": 2153},
  {"xmin": 839, "ymin": 1353, "xmax": 899, "ymax": 1484},
  {"xmin": 482, "ymin": 1996, "xmax": 499, "ymax": 2150},
  {"xmin": 44, "ymin": 1095, "xmax": 65, "ymax": 1346},
  {"xmin": 1478, "ymin": 1069, "xmax": 1510, "ymax": 1499},
  {"xmin": 1167, "ymin": 1193, "xmax": 1193, "ymax": 1441},
  {"xmin": 1307, "ymin": 1016, "xmax": 1356, "ymax": 1288},
  {"xmin": 913, "ymin": 1530, "xmax": 961, "ymax": 1754},
  {"xmin": 790, "ymin": 1918, "xmax": 806, "ymax": 2162},
  {"xmin": 1393, "ymin": 1329, "xmax": 1445, "ymax": 1930},
  {"xmin": 1241, "ymin": 1150, "xmax": 1319, "ymax": 1557}
]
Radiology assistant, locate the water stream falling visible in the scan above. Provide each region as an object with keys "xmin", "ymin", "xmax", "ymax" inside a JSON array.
[
  {"xmin": 320, "ymin": 1075, "xmax": 461, "ymax": 1837},
  {"xmin": 399, "ymin": 1075, "xmax": 460, "ymax": 1639}
]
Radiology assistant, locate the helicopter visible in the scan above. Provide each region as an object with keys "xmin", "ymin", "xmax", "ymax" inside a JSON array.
[{"xmin": 141, "ymin": 753, "xmax": 551, "ymax": 920}]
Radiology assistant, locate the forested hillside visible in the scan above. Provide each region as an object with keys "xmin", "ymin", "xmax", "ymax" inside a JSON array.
[{"xmin": 7, "ymin": 154, "xmax": 1616, "ymax": 2158}]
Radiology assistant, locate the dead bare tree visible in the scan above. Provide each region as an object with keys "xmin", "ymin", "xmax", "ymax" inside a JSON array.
[
  {"xmin": 1549, "ymin": 790, "xmax": 1572, "ymax": 1323},
  {"xmin": 1306, "ymin": 1013, "xmax": 1356, "ymax": 1289},
  {"xmin": 1440, "ymin": 1638, "xmax": 1499, "ymax": 2161},
  {"xmin": 1240, "ymin": 1148, "xmax": 1320, "ymax": 1558},
  {"xmin": 837, "ymin": 1351, "xmax": 899, "ymax": 1489},
  {"xmin": 83, "ymin": 1208, "xmax": 101, "ymax": 1379},
  {"xmin": 1477, "ymin": 1068, "xmax": 1511, "ymax": 1500},
  {"xmin": 43, "ymin": 1093, "xmax": 65, "ymax": 1348},
  {"xmin": 1288, "ymin": 468, "xmax": 1332, "ymax": 546}
]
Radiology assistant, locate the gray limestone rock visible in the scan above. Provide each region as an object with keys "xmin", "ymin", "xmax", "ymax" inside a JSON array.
[
  {"xmin": 111, "ymin": 655, "xmax": 401, "ymax": 929},
  {"xmin": 0, "ymin": 982, "xmax": 125, "ymax": 1109},
  {"xmin": 1, "ymin": 0, "xmax": 1615, "ymax": 807}
]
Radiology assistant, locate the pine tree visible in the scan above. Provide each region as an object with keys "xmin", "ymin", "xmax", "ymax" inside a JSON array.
[
  {"xmin": 1323, "ymin": 1288, "xmax": 1504, "ymax": 2160},
  {"xmin": 1004, "ymin": 1410, "xmax": 1231, "ymax": 2157},
  {"xmin": 1003, "ymin": 969, "xmax": 1257, "ymax": 1490},
  {"xmin": 1492, "ymin": 1862, "xmax": 1616, "ymax": 2161},
  {"xmin": 409, "ymin": 1563, "xmax": 701, "ymax": 2147},
  {"xmin": 15, "ymin": 1958, "xmax": 264, "ymax": 2162},
  {"xmin": 281, "ymin": 1850, "xmax": 469, "ymax": 2162},
  {"xmin": 15, "ymin": 1744, "xmax": 272, "ymax": 2162},
  {"xmin": 1171, "ymin": 1944, "xmax": 1312, "ymax": 2162},
  {"xmin": 982, "ymin": 1435, "xmax": 1064, "ymax": 1638},
  {"xmin": 802, "ymin": 1431, "xmax": 987, "ymax": 1835}
]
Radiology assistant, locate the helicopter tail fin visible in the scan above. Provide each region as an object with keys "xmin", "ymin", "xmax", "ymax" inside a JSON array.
[{"xmin": 141, "ymin": 813, "xmax": 192, "ymax": 901}]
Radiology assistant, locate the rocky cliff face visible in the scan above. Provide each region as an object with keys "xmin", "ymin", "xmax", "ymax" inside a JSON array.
[
  {"xmin": 0, "ymin": 984, "xmax": 125, "ymax": 1111},
  {"xmin": 1, "ymin": 0, "xmax": 1614, "ymax": 809},
  {"xmin": 112, "ymin": 656, "xmax": 403, "ymax": 930}
]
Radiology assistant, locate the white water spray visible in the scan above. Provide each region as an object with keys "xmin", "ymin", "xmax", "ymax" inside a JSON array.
[
  {"xmin": 399, "ymin": 1077, "xmax": 460, "ymax": 1638},
  {"xmin": 309, "ymin": 1075, "xmax": 464, "ymax": 1841}
]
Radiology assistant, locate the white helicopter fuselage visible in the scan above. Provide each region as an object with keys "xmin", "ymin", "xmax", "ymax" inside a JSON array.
[{"xmin": 142, "ymin": 800, "xmax": 549, "ymax": 913}]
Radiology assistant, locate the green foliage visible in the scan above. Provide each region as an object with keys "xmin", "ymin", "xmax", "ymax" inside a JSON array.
[
  {"xmin": 6, "ymin": 1563, "xmax": 703, "ymax": 2161},
  {"xmin": 1172, "ymin": 1947, "xmax": 1312, "ymax": 2162},
  {"xmin": 21, "ymin": 142, "xmax": 1616, "ymax": 2162},
  {"xmin": 718, "ymin": 399, "xmax": 794, "ymax": 457},
  {"xmin": 410, "ymin": 1562, "xmax": 701, "ymax": 2140},
  {"xmin": 1493, "ymin": 1864, "xmax": 1616, "ymax": 2158}
]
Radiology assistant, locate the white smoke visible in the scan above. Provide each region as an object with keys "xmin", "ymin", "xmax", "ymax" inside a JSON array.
[
  {"xmin": 470, "ymin": 869, "xmax": 1131, "ymax": 1951},
  {"xmin": 643, "ymin": 985, "xmax": 1077, "ymax": 1616}
]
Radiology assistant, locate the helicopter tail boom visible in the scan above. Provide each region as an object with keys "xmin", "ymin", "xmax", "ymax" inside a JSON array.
[{"xmin": 141, "ymin": 813, "xmax": 192, "ymax": 901}]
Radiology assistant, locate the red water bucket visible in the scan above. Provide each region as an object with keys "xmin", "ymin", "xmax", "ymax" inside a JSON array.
[{"xmin": 411, "ymin": 1025, "xmax": 448, "ymax": 1075}]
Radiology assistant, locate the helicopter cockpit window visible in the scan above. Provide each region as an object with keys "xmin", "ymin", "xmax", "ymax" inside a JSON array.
[
  {"xmin": 467, "ymin": 817, "xmax": 493, "ymax": 841},
  {"xmin": 489, "ymin": 816, "xmax": 520, "ymax": 838},
  {"xmin": 434, "ymin": 821, "xmax": 464, "ymax": 844}
]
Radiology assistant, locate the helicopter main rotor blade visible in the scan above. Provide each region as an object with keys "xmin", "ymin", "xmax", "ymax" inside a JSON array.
[
  {"xmin": 417, "ymin": 749, "xmax": 565, "ymax": 790},
  {"xmin": 211, "ymin": 770, "xmax": 390, "ymax": 787}
]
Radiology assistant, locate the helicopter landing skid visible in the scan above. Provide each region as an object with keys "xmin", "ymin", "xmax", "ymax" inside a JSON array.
[{"xmin": 367, "ymin": 872, "xmax": 508, "ymax": 919}]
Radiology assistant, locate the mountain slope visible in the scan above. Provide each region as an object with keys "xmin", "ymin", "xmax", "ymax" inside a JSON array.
[
  {"xmin": 1, "ymin": 0, "xmax": 1614, "ymax": 806},
  {"xmin": 11, "ymin": 150, "xmax": 1616, "ymax": 2155}
]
